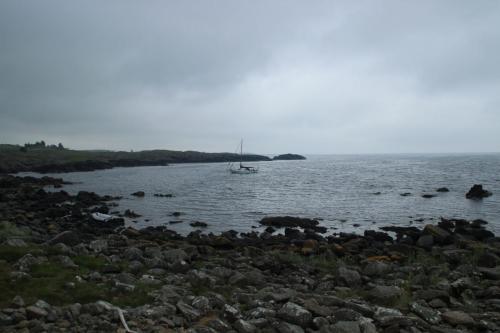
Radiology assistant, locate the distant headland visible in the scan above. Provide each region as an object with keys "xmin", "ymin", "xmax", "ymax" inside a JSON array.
[{"xmin": 0, "ymin": 141, "xmax": 304, "ymax": 174}]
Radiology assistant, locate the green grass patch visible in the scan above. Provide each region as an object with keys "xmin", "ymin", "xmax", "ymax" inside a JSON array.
[
  {"xmin": 0, "ymin": 221, "xmax": 30, "ymax": 242},
  {"xmin": 334, "ymin": 288, "xmax": 366, "ymax": 300},
  {"xmin": 406, "ymin": 250, "xmax": 443, "ymax": 266},
  {"xmin": 270, "ymin": 250, "xmax": 341, "ymax": 273},
  {"xmin": 73, "ymin": 255, "xmax": 108, "ymax": 271},
  {"xmin": 0, "ymin": 256, "xmax": 158, "ymax": 307},
  {"xmin": 0, "ymin": 244, "xmax": 44, "ymax": 263},
  {"xmin": 111, "ymin": 283, "xmax": 156, "ymax": 307}
]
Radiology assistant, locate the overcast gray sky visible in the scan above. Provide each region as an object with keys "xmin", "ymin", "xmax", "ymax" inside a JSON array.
[{"xmin": 1, "ymin": 1, "xmax": 499, "ymax": 154}]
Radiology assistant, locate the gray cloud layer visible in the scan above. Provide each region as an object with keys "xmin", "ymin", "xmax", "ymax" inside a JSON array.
[{"xmin": 1, "ymin": 1, "xmax": 499, "ymax": 153}]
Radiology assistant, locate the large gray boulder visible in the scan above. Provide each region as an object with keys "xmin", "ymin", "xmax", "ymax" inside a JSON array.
[
  {"xmin": 363, "ymin": 261, "xmax": 391, "ymax": 277},
  {"xmin": 278, "ymin": 302, "xmax": 312, "ymax": 328},
  {"xmin": 163, "ymin": 248, "xmax": 189, "ymax": 263},
  {"xmin": 368, "ymin": 285, "xmax": 403, "ymax": 305},
  {"xmin": 233, "ymin": 319, "xmax": 257, "ymax": 333},
  {"xmin": 47, "ymin": 231, "xmax": 80, "ymax": 246},
  {"xmin": 441, "ymin": 311, "xmax": 474, "ymax": 326},
  {"xmin": 277, "ymin": 322, "xmax": 305, "ymax": 333},
  {"xmin": 337, "ymin": 267, "xmax": 361, "ymax": 287},
  {"xmin": 330, "ymin": 321, "xmax": 360, "ymax": 333},
  {"xmin": 176, "ymin": 301, "xmax": 201, "ymax": 321}
]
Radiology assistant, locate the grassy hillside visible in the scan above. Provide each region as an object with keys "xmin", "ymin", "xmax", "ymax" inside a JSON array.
[{"xmin": 0, "ymin": 144, "xmax": 271, "ymax": 173}]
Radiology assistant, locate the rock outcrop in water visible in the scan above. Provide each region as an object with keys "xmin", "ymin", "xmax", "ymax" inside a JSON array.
[
  {"xmin": 260, "ymin": 216, "xmax": 319, "ymax": 228},
  {"xmin": 1, "ymin": 174, "xmax": 500, "ymax": 332},
  {"xmin": 466, "ymin": 184, "xmax": 492, "ymax": 199}
]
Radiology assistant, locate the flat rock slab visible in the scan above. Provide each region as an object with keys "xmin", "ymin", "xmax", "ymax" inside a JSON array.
[{"xmin": 441, "ymin": 311, "xmax": 474, "ymax": 326}]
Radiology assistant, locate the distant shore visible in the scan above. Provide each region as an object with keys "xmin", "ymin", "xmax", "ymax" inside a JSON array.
[
  {"xmin": 0, "ymin": 174, "xmax": 499, "ymax": 332},
  {"xmin": 0, "ymin": 144, "xmax": 306, "ymax": 174},
  {"xmin": 0, "ymin": 144, "xmax": 270, "ymax": 174}
]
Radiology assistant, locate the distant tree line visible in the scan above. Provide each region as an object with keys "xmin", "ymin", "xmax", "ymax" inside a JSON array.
[{"xmin": 20, "ymin": 141, "xmax": 65, "ymax": 152}]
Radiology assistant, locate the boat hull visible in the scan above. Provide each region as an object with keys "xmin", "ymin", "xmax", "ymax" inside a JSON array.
[{"xmin": 230, "ymin": 168, "xmax": 258, "ymax": 174}]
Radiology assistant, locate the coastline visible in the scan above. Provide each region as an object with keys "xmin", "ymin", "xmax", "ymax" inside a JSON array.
[
  {"xmin": 0, "ymin": 146, "xmax": 275, "ymax": 174},
  {"xmin": 1, "ymin": 175, "xmax": 500, "ymax": 332}
]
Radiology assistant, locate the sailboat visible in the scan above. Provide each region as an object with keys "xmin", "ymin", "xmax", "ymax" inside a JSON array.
[{"xmin": 229, "ymin": 140, "xmax": 258, "ymax": 174}]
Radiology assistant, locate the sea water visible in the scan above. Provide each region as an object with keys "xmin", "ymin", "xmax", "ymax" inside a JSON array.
[{"xmin": 25, "ymin": 154, "xmax": 500, "ymax": 235}]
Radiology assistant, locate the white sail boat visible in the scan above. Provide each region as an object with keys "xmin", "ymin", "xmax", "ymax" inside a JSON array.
[{"xmin": 229, "ymin": 140, "xmax": 258, "ymax": 174}]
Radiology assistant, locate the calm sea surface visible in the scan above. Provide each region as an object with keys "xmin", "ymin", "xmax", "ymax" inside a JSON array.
[{"xmin": 25, "ymin": 154, "xmax": 500, "ymax": 235}]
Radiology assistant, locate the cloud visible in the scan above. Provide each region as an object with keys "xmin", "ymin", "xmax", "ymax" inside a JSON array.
[{"xmin": 1, "ymin": 0, "xmax": 499, "ymax": 153}]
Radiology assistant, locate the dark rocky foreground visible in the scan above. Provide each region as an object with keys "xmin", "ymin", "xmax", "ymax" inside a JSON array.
[{"xmin": 1, "ymin": 175, "xmax": 500, "ymax": 332}]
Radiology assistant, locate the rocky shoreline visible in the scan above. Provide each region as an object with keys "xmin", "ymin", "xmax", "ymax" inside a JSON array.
[{"xmin": 1, "ymin": 175, "xmax": 500, "ymax": 332}]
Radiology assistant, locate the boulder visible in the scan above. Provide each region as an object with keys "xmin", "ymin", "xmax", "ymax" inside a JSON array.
[
  {"xmin": 233, "ymin": 319, "xmax": 257, "ymax": 333},
  {"xmin": 123, "ymin": 247, "xmax": 143, "ymax": 261},
  {"xmin": 26, "ymin": 305, "xmax": 48, "ymax": 319},
  {"xmin": 124, "ymin": 209, "xmax": 141, "ymax": 218},
  {"xmin": 188, "ymin": 269, "xmax": 216, "ymax": 288},
  {"xmin": 423, "ymin": 224, "xmax": 451, "ymax": 244},
  {"xmin": 163, "ymin": 248, "xmax": 189, "ymax": 263},
  {"xmin": 441, "ymin": 311, "xmax": 474, "ymax": 326},
  {"xmin": 410, "ymin": 302, "xmax": 441, "ymax": 324},
  {"xmin": 337, "ymin": 267, "xmax": 361, "ymax": 287},
  {"xmin": 89, "ymin": 239, "xmax": 108, "ymax": 253},
  {"xmin": 259, "ymin": 216, "xmax": 319, "ymax": 229},
  {"xmin": 11, "ymin": 295, "xmax": 25, "ymax": 308},
  {"xmin": 223, "ymin": 304, "xmax": 240, "ymax": 322},
  {"xmin": 416, "ymin": 235, "xmax": 434, "ymax": 248},
  {"xmin": 176, "ymin": 301, "xmax": 201, "ymax": 321},
  {"xmin": 131, "ymin": 191, "xmax": 145, "ymax": 197},
  {"xmin": 363, "ymin": 261, "xmax": 391, "ymax": 277},
  {"xmin": 477, "ymin": 252, "xmax": 500, "ymax": 268},
  {"xmin": 478, "ymin": 267, "xmax": 500, "ymax": 280},
  {"xmin": 190, "ymin": 221, "xmax": 208, "ymax": 228},
  {"xmin": 368, "ymin": 285, "xmax": 403, "ymax": 305},
  {"xmin": 278, "ymin": 302, "xmax": 312, "ymax": 327},
  {"xmin": 277, "ymin": 322, "xmax": 305, "ymax": 333},
  {"xmin": 47, "ymin": 231, "xmax": 80, "ymax": 246},
  {"xmin": 466, "ymin": 184, "xmax": 492, "ymax": 199},
  {"xmin": 330, "ymin": 321, "xmax": 360, "ymax": 333}
]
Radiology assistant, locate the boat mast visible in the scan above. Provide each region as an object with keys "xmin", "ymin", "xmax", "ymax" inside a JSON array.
[{"xmin": 240, "ymin": 139, "xmax": 243, "ymax": 168}]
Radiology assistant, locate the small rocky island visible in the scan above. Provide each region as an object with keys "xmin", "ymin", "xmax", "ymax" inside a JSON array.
[
  {"xmin": 272, "ymin": 154, "xmax": 306, "ymax": 161},
  {"xmin": 1, "ymin": 175, "xmax": 500, "ymax": 332}
]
